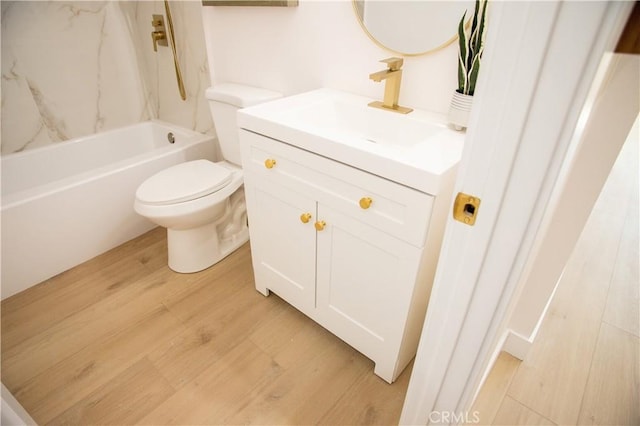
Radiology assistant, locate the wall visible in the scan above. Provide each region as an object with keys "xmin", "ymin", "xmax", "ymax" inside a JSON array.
[
  {"xmin": 1, "ymin": 1, "xmax": 147, "ymax": 154},
  {"xmin": 1, "ymin": 0, "xmax": 213, "ymax": 156},
  {"xmin": 201, "ymin": 0, "xmax": 459, "ymax": 114},
  {"xmin": 119, "ymin": 1, "xmax": 214, "ymax": 135}
]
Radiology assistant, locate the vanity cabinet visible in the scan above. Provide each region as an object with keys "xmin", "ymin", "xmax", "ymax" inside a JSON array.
[{"xmin": 240, "ymin": 129, "xmax": 448, "ymax": 383}]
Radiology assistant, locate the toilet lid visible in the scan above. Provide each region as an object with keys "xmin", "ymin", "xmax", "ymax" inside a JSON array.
[{"xmin": 136, "ymin": 160, "xmax": 232, "ymax": 205}]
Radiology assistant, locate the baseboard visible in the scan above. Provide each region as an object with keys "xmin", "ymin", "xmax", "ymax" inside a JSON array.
[
  {"xmin": 502, "ymin": 329, "xmax": 532, "ymax": 360},
  {"xmin": 2, "ymin": 383, "xmax": 36, "ymax": 426},
  {"xmin": 470, "ymin": 329, "xmax": 532, "ymax": 407}
]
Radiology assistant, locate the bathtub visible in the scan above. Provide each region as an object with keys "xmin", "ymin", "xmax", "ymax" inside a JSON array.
[{"xmin": 1, "ymin": 120, "xmax": 215, "ymax": 299}]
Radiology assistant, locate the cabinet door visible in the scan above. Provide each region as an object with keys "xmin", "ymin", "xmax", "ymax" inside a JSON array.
[
  {"xmin": 315, "ymin": 204, "xmax": 422, "ymax": 382},
  {"xmin": 244, "ymin": 175, "xmax": 317, "ymax": 313}
]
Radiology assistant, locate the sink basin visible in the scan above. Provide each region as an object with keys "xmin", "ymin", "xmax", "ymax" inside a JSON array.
[
  {"xmin": 277, "ymin": 95, "xmax": 446, "ymax": 148},
  {"xmin": 237, "ymin": 88, "xmax": 464, "ymax": 195}
]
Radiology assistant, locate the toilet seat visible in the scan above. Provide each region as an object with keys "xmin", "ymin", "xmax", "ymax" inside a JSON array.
[{"xmin": 136, "ymin": 160, "xmax": 232, "ymax": 206}]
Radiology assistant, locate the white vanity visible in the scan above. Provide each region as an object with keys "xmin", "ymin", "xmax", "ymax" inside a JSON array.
[{"xmin": 237, "ymin": 89, "xmax": 463, "ymax": 383}]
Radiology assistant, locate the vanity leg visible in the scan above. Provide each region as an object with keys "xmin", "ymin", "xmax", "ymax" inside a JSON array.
[
  {"xmin": 255, "ymin": 285, "xmax": 270, "ymax": 297},
  {"xmin": 374, "ymin": 361, "xmax": 397, "ymax": 384}
]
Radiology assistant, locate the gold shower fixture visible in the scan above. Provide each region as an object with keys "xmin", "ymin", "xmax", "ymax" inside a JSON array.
[
  {"xmin": 150, "ymin": 3, "xmax": 187, "ymax": 101},
  {"xmin": 164, "ymin": 1, "xmax": 186, "ymax": 101},
  {"xmin": 151, "ymin": 15, "xmax": 167, "ymax": 51}
]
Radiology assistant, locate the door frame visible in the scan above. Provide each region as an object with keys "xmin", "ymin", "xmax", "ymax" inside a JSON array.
[{"xmin": 400, "ymin": 1, "xmax": 633, "ymax": 424}]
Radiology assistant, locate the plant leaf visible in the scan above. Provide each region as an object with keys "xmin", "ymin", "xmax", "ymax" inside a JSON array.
[
  {"xmin": 468, "ymin": 25, "xmax": 478, "ymax": 70},
  {"xmin": 470, "ymin": 0, "xmax": 480, "ymax": 43},
  {"xmin": 457, "ymin": 11, "xmax": 468, "ymax": 92},
  {"xmin": 470, "ymin": 0, "xmax": 487, "ymax": 53},
  {"xmin": 468, "ymin": 49, "xmax": 482, "ymax": 96},
  {"xmin": 458, "ymin": 52, "xmax": 468, "ymax": 94},
  {"xmin": 474, "ymin": 0, "xmax": 488, "ymax": 56},
  {"xmin": 467, "ymin": 0, "xmax": 481, "ymax": 72}
]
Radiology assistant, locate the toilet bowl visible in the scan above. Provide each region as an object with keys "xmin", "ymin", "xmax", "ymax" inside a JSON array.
[
  {"xmin": 134, "ymin": 160, "xmax": 245, "ymax": 273},
  {"xmin": 134, "ymin": 83, "xmax": 282, "ymax": 273}
]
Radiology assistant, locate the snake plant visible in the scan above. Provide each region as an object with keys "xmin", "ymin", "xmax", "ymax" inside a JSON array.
[{"xmin": 457, "ymin": 0, "xmax": 488, "ymax": 96}]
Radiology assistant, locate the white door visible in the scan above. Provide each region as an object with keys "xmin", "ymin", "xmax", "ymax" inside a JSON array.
[
  {"xmin": 315, "ymin": 204, "xmax": 421, "ymax": 382},
  {"xmin": 400, "ymin": 1, "xmax": 634, "ymax": 423},
  {"xmin": 247, "ymin": 177, "xmax": 317, "ymax": 313}
]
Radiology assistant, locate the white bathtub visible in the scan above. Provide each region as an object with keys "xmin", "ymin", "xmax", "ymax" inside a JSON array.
[{"xmin": 1, "ymin": 120, "xmax": 215, "ymax": 299}]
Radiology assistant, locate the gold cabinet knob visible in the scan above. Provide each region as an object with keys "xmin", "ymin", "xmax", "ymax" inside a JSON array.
[
  {"xmin": 314, "ymin": 220, "xmax": 326, "ymax": 231},
  {"xmin": 359, "ymin": 197, "xmax": 373, "ymax": 209},
  {"xmin": 264, "ymin": 158, "xmax": 277, "ymax": 169},
  {"xmin": 300, "ymin": 213, "xmax": 312, "ymax": 224}
]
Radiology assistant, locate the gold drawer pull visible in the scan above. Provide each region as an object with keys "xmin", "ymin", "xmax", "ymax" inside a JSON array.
[
  {"xmin": 300, "ymin": 213, "xmax": 312, "ymax": 224},
  {"xmin": 359, "ymin": 197, "xmax": 373, "ymax": 209},
  {"xmin": 264, "ymin": 158, "xmax": 277, "ymax": 169},
  {"xmin": 314, "ymin": 220, "xmax": 326, "ymax": 231}
]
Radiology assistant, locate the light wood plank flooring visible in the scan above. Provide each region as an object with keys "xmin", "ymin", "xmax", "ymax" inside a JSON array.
[
  {"xmin": 1, "ymin": 230, "xmax": 411, "ymax": 425},
  {"xmin": 471, "ymin": 121, "xmax": 639, "ymax": 425},
  {"xmin": 3, "ymin": 127, "xmax": 637, "ymax": 426}
]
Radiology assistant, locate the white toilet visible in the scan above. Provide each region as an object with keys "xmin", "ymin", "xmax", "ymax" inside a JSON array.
[{"xmin": 134, "ymin": 83, "xmax": 281, "ymax": 273}]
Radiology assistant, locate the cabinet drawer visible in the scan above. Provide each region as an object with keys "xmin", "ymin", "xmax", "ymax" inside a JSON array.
[{"xmin": 240, "ymin": 130, "xmax": 433, "ymax": 247}]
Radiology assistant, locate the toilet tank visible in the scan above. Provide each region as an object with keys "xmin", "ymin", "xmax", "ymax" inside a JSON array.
[{"xmin": 206, "ymin": 83, "xmax": 282, "ymax": 165}]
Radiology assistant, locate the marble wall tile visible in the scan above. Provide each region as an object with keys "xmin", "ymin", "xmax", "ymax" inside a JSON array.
[
  {"xmin": 158, "ymin": 0, "xmax": 214, "ymax": 135},
  {"xmin": 1, "ymin": 1, "xmax": 147, "ymax": 154},
  {"xmin": 119, "ymin": 1, "xmax": 214, "ymax": 136},
  {"xmin": 1, "ymin": 0, "xmax": 213, "ymax": 156}
]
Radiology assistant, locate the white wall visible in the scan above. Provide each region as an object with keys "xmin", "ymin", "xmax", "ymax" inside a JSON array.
[{"xmin": 201, "ymin": 0, "xmax": 459, "ymax": 114}]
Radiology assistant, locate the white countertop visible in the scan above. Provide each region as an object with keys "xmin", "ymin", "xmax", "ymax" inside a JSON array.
[{"xmin": 237, "ymin": 88, "xmax": 465, "ymax": 195}]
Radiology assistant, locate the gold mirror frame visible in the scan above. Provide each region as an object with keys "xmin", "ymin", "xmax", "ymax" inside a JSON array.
[{"xmin": 352, "ymin": 0, "xmax": 468, "ymax": 57}]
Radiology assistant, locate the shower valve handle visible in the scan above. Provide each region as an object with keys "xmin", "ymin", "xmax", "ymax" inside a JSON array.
[{"xmin": 152, "ymin": 31, "xmax": 167, "ymax": 52}]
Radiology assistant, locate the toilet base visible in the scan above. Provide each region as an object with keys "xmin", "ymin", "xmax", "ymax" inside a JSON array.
[{"xmin": 167, "ymin": 222, "xmax": 248, "ymax": 273}]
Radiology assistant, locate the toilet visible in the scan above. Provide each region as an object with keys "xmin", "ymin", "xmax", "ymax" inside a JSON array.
[{"xmin": 134, "ymin": 83, "xmax": 282, "ymax": 273}]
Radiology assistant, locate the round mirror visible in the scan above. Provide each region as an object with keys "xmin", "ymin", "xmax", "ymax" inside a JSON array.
[{"xmin": 353, "ymin": 1, "xmax": 474, "ymax": 56}]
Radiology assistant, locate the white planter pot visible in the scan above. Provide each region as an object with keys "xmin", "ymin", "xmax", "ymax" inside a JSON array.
[{"xmin": 448, "ymin": 91, "xmax": 474, "ymax": 131}]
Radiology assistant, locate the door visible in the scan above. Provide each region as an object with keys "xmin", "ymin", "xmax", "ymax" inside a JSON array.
[
  {"xmin": 315, "ymin": 204, "xmax": 421, "ymax": 382},
  {"xmin": 400, "ymin": 2, "xmax": 633, "ymax": 423},
  {"xmin": 246, "ymin": 176, "xmax": 317, "ymax": 313}
]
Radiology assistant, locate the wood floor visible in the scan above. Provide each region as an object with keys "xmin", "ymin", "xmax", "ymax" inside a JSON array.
[
  {"xmin": 1, "ymin": 229, "xmax": 412, "ymax": 425},
  {"xmin": 471, "ymin": 121, "xmax": 639, "ymax": 425},
  {"xmin": 2, "ymin": 126, "xmax": 637, "ymax": 426}
]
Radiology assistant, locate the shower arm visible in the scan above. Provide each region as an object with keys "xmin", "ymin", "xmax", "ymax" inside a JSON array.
[{"xmin": 164, "ymin": 0, "xmax": 187, "ymax": 101}]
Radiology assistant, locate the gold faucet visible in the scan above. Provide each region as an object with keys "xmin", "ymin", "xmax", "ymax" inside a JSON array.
[{"xmin": 368, "ymin": 57, "xmax": 413, "ymax": 114}]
